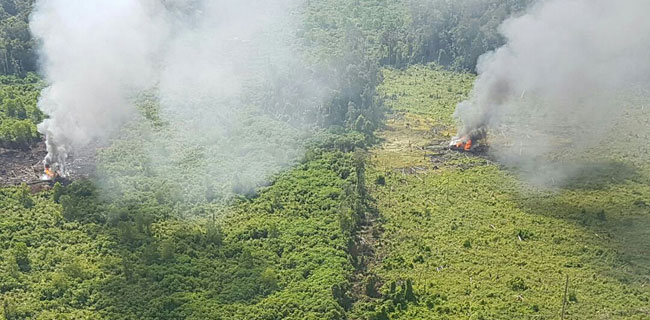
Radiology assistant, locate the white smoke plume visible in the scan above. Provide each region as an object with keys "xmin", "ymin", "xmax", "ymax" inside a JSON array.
[
  {"xmin": 31, "ymin": 0, "xmax": 169, "ymax": 174},
  {"xmin": 455, "ymin": 0, "xmax": 650, "ymax": 185},
  {"xmin": 30, "ymin": 0, "xmax": 323, "ymax": 197}
]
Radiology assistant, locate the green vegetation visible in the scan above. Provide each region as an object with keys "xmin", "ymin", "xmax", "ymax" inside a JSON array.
[
  {"xmin": 355, "ymin": 65, "xmax": 650, "ymax": 319},
  {"xmin": 0, "ymin": 0, "xmax": 36, "ymax": 76},
  {"xmin": 302, "ymin": 0, "xmax": 533, "ymax": 71},
  {"xmin": 380, "ymin": 65, "xmax": 474, "ymax": 125},
  {"xmin": 0, "ymin": 74, "xmax": 43, "ymax": 148},
  {"xmin": 0, "ymin": 147, "xmax": 370, "ymax": 319},
  {"xmin": 2, "ymin": 1, "xmax": 649, "ymax": 319}
]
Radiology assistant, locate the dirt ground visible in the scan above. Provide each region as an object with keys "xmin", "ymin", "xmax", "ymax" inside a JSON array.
[
  {"xmin": 0, "ymin": 142, "xmax": 47, "ymax": 186},
  {"xmin": 0, "ymin": 141, "xmax": 96, "ymax": 189}
]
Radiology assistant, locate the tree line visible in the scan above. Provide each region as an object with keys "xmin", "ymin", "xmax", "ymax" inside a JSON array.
[{"xmin": 0, "ymin": 0, "xmax": 35, "ymax": 76}]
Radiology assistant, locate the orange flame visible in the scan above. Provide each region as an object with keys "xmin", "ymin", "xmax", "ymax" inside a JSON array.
[
  {"xmin": 452, "ymin": 136, "xmax": 473, "ymax": 151},
  {"xmin": 44, "ymin": 167, "xmax": 55, "ymax": 179},
  {"xmin": 464, "ymin": 139, "xmax": 472, "ymax": 151}
]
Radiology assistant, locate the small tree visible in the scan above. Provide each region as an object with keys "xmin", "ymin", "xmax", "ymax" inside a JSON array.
[
  {"xmin": 52, "ymin": 182, "xmax": 63, "ymax": 203},
  {"xmin": 16, "ymin": 183, "xmax": 33, "ymax": 208},
  {"xmin": 13, "ymin": 242, "xmax": 30, "ymax": 272},
  {"xmin": 160, "ymin": 240, "xmax": 175, "ymax": 262},
  {"xmin": 3, "ymin": 299, "xmax": 17, "ymax": 320},
  {"xmin": 260, "ymin": 267, "xmax": 279, "ymax": 293},
  {"xmin": 122, "ymin": 257, "xmax": 134, "ymax": 282},
  {"xmin": 405, "ymin": 279, "xmax": 416, "ymax": 302},
  {"xmin": 205, "ymin": 223, "xmax": 223, "ymax": 246}
]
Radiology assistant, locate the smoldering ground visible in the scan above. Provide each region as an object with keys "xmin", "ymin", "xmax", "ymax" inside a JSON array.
[
  {"xmin": 30, "ymin": 0, "xmax": 328, "ymax": 200},
  {"xmin": 454, "ymin": 0, "xmax": 650, "ymax": 187}
]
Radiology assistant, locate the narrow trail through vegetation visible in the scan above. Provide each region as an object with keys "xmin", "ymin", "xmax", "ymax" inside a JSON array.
[{"xmin": 351, "ymin": 65, "xmax": 650, "ymax": 319}]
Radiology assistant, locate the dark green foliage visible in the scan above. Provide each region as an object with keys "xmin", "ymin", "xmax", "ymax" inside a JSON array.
[
  {"xmin": 159, "ymin": 240, "xmax": 175, "ymax": 262},
  {"xmin": 568, "ymin": 291, "xmax": 578, "ymax": 303},
  {"xmin": 58, "ymin": 180, "xmax": 100, "ymax": 221},
  {"xmin": 16, "ymin": 183, "xmax": 32, "ymax": 208},
  {"xmin": 0, "ymin": 0, "xmax": 36, "ymax": 76},
  {"xmin": 3, "ymin": 299, "xmax": 18, "ymax": 320},
  {"xmin": 0, "ymin": 149, "xmax": 369, "ymax": 319},
  {"xmin": 364, "ymin": 274, "xmax": 381, "ymax": 298},
  {"xmin": 204, "ymin": 222, "xmax": 223, "ymax": 246},
  {"xmin": 0, "ymin": 75, "xmax": 43, "ymax": 148},
  {"xmin": 51, "ymin": 182, "xmax": 63, "ymax": 203},
  {"xmin": 508, "ymin": 277, "xmax": 528, "ymax": 291},
  {"xmin": 384, "ymin": 279, "xmax": 418, "ymax": 309},
  {"xmin": 516, "ymin": 229, "xmax": 533, "ymax": 241},
  {"xmin": 399, "ymin": 0, "xmax": 533, "ymax": 70},
  {"xmin": 370, "ymin": 306, "xmax": 390, "ymax": 320},
  {"xmin": 304, "ymin": 0, "xmax": 532, "ymax": 71},
  {"xmin": 404, "ymin": 279, "xmax": 416, "ymax": 302},
  {"xmin": 332, "ymin": 283, "xmax": 353, "ymax": 310},
  {"xmin": 12, "ymin": 242, "xmax": 29, "ymax": 272}
]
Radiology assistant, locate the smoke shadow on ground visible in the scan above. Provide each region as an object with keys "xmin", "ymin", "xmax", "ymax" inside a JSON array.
[
  {"xmin": 510, "ymin": 165, "xmax": 650, "ymax": 285},
  {"xmin": 504, "ymin": 159, "xmax": 641, "ymax": 191},
  {"xmin": 555, "ymin": 161, "xmax": 638, "ymax": 191},
  {"xmin": 560, "ymin": 161, "xmax": 641, "ymax": 190}
]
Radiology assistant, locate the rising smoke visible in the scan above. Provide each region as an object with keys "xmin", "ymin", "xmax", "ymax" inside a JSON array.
[
  {"xmin": 455, "ymin": 0, "xmax": 650, "ymax": 186},
  {"xmin": 31, "ymin": 0, "xmax": 168, "ymax": 174},
  {"xmin": 30, "ymin": 0, "xmax": 324, "ymax": 199}
]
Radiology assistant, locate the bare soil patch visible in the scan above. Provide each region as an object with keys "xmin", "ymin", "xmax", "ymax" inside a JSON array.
[{"xmin": 0, "ymin": 140, "xmax": 96, "ymax": 188}]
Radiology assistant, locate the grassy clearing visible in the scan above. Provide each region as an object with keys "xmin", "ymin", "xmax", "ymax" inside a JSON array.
[
  {"xmin": 380, "ymin": 65, "xmax": 474, "ymax": 126},
  {"xmin": 357, "ymin": 65, "xmax": 650, "ymax": 319}
]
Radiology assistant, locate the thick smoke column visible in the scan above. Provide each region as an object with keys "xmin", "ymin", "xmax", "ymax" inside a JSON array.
[
  {"xmin": 30, "ymin": 1, "xmax": 167, "ymax": 175},
  {"xmin": 455, "ymin": 0, "xmax": 650, "ymax": 184},
  {"xmin": 30, "ymin": 0, "xmax": 318, "ymax": 195}
]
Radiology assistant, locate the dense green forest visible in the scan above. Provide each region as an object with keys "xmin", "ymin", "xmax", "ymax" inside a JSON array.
[
  {"xmin": 0, "ymin": 0, "xmax": 532, "ymax": 77},
  {"xmin": 0, "ymin": 0, "xmax": 35, "ymax": 76},
  {"xmin": 3, "ymin": 0, "xmax": 649, "ymax": 319},
  {"xmin": 0, "ymin": 0, "xmax": 40, "ymax": 148},
  {"xmin": 0, "ymin": 74, "xmax": 42, "ymax": 148}
]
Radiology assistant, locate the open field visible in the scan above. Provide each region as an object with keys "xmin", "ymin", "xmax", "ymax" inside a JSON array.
[{"xmin": 355, "ymin": 65, "xmax": 650, "ymax": 319}]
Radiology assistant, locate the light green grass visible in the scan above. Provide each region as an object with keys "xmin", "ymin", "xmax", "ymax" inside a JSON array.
[
  {"xmin": 359, "ymin": 65, "xmax": 650, "ymax": 319},
  {"xmin": 379, "ymin": 65, "xmax": 474, "ymax": 127}
]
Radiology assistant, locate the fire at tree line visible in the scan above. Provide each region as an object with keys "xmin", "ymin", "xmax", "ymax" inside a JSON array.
[
  {"xmin": 1, "ymin": 0, "xmax": 650, "ymax": 319},
  {"xmin": 0, "ymin": 0, "xmax": 530, "ymax": 182}
]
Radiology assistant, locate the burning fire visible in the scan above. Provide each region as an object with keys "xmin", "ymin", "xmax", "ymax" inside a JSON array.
[
  {"xmin": 450, "ymin": 136, "xmax": 473, "ymax": 151},
  {"xmin": 449, "ymin": 127, "xmax": 487, "ymax": 151},
  {"xmin": 43, "ymin": 164, "xmax": 57, "ymax": 180},
  {"xmin": 455, "ymin": 138, "xmax": 472, "ymax": 151}
]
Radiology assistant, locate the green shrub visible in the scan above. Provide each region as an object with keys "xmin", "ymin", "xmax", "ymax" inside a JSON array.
[
  {"xmin": 508, "ymin": 277, "xmax": 528, "ymax": 291},
  {"xmin": 12, "ymin": 242, "xmax": 30, "ymax": 272}
]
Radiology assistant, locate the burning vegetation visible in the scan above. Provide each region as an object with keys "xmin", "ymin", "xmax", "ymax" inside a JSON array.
[
  {"xmin": 42, "ymin": 162, "xmax": 63, "ymax": 181},
  {"xmin": 449, "ymin": 127, "xmax": 487, "ymax": 152}
]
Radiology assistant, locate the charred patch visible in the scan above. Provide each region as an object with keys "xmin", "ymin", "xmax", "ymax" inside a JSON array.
[{"xmin": 0, "ymin": 141, "xmax": 96, "ymax": 188}]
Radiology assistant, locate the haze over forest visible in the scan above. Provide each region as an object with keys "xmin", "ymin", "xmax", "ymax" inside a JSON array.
[{"xmin": 0, "ymin": 0, "xmax": 648, "ymax": 319}]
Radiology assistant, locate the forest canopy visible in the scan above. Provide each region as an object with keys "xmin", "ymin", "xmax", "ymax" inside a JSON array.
[{"xmin": 0, "ymin": 0, "xmax": 36, "ymax": 76}]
